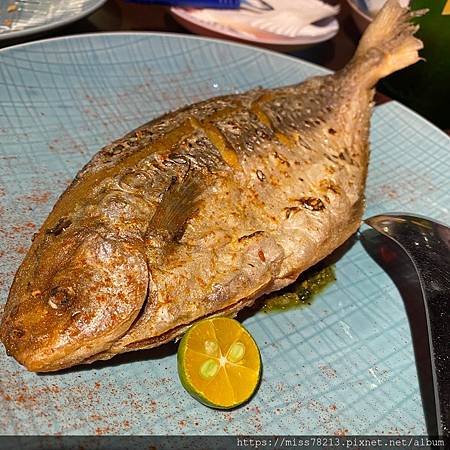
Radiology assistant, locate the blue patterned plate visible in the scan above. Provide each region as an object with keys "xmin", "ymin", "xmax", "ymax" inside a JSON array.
[
  {"xmin": 0, "ymin": 0, "xmax": 106, "ymax": 40},
  {"xmin": 0, "ymin": 33, "xmax": 449, "ymax": 436}
]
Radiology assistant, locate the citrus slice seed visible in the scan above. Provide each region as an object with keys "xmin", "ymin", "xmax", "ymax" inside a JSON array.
[
  {"xmin": 199, "ymin": 359, "xmax": 219, "ymax": 379},
  {"xmin": 227, "ymin": 341, "xmax": 245, "ymax": 363},
  {"xmin": 204, "ymin": 339, "xmax": 219, "ymax": 355}
]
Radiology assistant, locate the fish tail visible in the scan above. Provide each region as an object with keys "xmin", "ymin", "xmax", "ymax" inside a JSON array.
[{"xmin": 346, "ymin": 0, "xmax": 427, "ymax": 88}]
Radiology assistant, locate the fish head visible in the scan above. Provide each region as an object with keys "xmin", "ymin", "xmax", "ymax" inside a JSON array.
[{"xmin": 0, "ymin": 223, "xmax": 148, "ymax": 372}]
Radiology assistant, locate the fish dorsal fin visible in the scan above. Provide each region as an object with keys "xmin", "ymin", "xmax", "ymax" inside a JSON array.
[{"xmin": 146, "ymin": 173, "xmax": 203, "ymax": 244}]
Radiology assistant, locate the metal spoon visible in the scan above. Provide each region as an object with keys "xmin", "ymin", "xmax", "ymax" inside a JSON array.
[{"xmin": 363, "ymin": 213, "xmax": 450, "ymax": 438}]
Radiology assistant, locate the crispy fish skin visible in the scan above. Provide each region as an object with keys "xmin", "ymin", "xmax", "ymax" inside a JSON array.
[{"xmin": 0, "ymin": 0, "xmax": 425, "ymax": 372}]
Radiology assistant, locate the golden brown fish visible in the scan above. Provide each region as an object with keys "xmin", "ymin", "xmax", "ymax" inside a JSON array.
[{"xmin": 0, "ymin": 0, "xmax": 425, "ymax": 372}]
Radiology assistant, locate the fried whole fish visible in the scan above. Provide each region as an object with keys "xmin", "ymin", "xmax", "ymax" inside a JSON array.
[{"xmin": 0, "ymin": 0, "xmax": 425, "ymax": 372}]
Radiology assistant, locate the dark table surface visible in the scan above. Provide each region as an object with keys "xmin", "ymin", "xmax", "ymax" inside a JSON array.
[{"xmin": 0, "ymin": 0, "xmax": 448, "ymax": 134}]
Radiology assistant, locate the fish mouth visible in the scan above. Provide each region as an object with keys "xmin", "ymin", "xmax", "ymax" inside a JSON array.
[
  {"xmin": 1, "ymin": 282, "xmax": 149, "ymax": 373},
  {"xmin": 0, "ymin": 295, "xmax": 135, "ymax": 372},
  {"xmin": 5, "ymin": 317, "xmax": 142, "ymax": 373}
]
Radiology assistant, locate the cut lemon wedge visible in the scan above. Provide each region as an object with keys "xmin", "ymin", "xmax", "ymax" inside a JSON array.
[{"xmin": 177, "ymin": 317, "xmax": 261, "ymax": 409}]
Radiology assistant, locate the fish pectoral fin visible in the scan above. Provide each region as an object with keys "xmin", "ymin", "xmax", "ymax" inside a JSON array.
[{"xmin": 146, "ymin": 172, "xmax": 204, "ymax": 243}]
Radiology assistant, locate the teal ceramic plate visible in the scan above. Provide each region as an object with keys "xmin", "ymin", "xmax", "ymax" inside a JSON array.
[
  {"xmin": 0, "ymin": 33, "xmax": 449, "ymax": 436},
  {"xmin": 0, "ymin": 0, "xmax": 106, "ymax": 40}
]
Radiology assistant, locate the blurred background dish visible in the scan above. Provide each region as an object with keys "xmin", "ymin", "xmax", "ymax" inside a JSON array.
[
  {"xmin": 345, "ymin": 0, "xmax": 372, "ymax": 32},
  {"xmin": 0, "ymin": 0, "xmax": 447, "ymax": 131},
  {"xmin": 345, "ymin": 0, "xmax": 408, "ymax": 32},
  {"xmin": 0, "ymin": 0, "xmax": 107, "ymax": 40},
  {"xmin": 170, "ymin": 0, "xmax": 340, "ymax": 51}
]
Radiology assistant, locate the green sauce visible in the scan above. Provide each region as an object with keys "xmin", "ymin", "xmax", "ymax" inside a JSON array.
[{"xmin": 260, "ymin": 264, "xmax": 336, "ymax": 313}]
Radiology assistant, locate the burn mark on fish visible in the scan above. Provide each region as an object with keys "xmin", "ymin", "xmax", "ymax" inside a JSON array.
[
  {"xmin": 337, "ymin": 147, "xmax": 355, "ymax": 165},
  {"xmin": 256, "ymin": 170, "xmax": 266, "ymax": 181},
  {"xmin": 46, "ymin": 217, "xmax": 72, "ymax": 236},
  {"xmin": 258, "ymin": 250, "xmax": 266, "ymax": 262},
  {"xmin": 238, "ymin": 230, "xmax": 264, "ymax": 242},
  {"xmin": 328, "ymin": 128, "xmax": 337, "ymax": 135},
  {"xmin": 295, "ymin": 197, "xmax": 325, "ymax": 211},
  {"xmin": 319, "ymin": 179, "xmax": 341, "ymax": 195}
]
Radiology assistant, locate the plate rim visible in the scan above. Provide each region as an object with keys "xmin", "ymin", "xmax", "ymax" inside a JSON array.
[
  {"xmin": 0, "ymin": 30, "xmax": 333, "ymax": 74},
  {"xmin": 1, "ymin": 30, "xmax": 448, "ymax": 144},
  {"xmin": 0, "ymin": 0, "xmax": 107, "ymax": 41}
]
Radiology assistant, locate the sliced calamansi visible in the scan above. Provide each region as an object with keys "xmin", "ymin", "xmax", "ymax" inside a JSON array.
[{"xmin": 177, "ymin": 317, "xmax": 261, "ymax": 409}]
